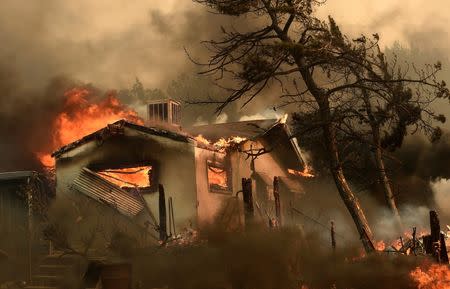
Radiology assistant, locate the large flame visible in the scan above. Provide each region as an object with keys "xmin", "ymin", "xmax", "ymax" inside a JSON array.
[
  {"xmin": 410, "ymin": 263, "xmax": 450, "ymax": 289},
  {"xmin": 37, "ymin": 87, "xmax": 143, "ymax": 167}
]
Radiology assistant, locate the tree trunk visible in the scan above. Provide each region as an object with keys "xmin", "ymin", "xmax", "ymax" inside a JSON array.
[
  {"xmin": 373, "ymin": 129, "xmax": 403, "ymax": 232},
  {"xmin": 323, "ymin": 121, "xmax": 376, "ymax": 253},
  {"xmin": 362, "ymin": 90, "xmax": 403, "ymax": 232},
  {"xmin": 295, "ymin": 63, "xmax": 375, "ymax": 253}
]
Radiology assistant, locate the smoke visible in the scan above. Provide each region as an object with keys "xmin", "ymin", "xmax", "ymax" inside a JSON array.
[
  {"xmin": 239, "ymin": 109, "xmax": 284, "ymax": 121},
  {"xmin": 430, "ymin": 178, "xmax": 450, "ymax": 225},
  {"xmin": 132, "ymin": 226, "xmax": 430, "ymax": 289},
  {"xmin": 0, "ymin": 74, "xmax": 75, "ymax": 171},
  {"xmin": 0, "ymin": 1, "xmax": 235, "ymax": 171}
]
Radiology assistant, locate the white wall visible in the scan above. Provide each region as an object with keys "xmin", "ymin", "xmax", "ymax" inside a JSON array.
[{"xmin": 55, "ymin": 127, "xmax": 199, "ymax": 235}]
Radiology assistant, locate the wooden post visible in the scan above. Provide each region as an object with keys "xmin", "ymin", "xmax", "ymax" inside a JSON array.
[
  {"xmin": 169, "ymin": 197, "xmax": 176, "ymax": 236},
  {"xmin": 26, "ymin": 179, "xmax": 33, "ymax": 283},
  {"xmin": 440, "ymin": 233, "xmax": 449, "ymax": 264},
  {"xmin": 331, "ymin": 221, "xmax": 336, "ymax": 252},
  {"xmin": 412, "ymin": 227, "xmax": 417, "ymax": 256},
  {"xmin": 158, "ymin": 184, "xmax": 167, "ymax": 241},
  {"xmin": 429, "ymin": 210, "xmax": 449, "ymax": 263},
  {"xmin": 273, "ymin": 176, "xmax": 281, "ymax": 227},
  {"xmin": 242, "ymin": 178, "xmax": 254, "ymax": 228},
  {"xmin": 430, "ymin": 211, "xmax": 440, "ymax": 244}
]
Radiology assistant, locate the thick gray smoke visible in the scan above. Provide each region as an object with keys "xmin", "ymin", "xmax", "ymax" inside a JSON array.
[
  {"xmin": 0, "ymin": 1, "xmax": 230, "ymax": 170},
  {"xmin": 0, "ymin": 0, "xmax": 449, "ymax": 238}
]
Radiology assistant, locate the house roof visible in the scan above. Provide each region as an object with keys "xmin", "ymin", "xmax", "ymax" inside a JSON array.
[
  {"xmin": 186, "ymin": 119, "xmax": 280, "ymax": 141},
  {"xmin": 52, "ymin": 120, "xmax": 193, "ymax": 158},
  {"xmin": 52, "ymin": 118, "xmax": 305, "ymax": 170},
  {"xmin": 189, "ymin": 118, "xmax": 306, "ymax": 171}
]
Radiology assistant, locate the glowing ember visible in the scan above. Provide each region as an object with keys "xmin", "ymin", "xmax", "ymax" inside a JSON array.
[
  {"xmin": 410, "ymin": 264, "xmax": 450, "ymax": 289},
  {"xmin": 288, "ymin": 165, "xmax": 315, "ymax": 178},
  {"xmin": 375, "ymin": 240, "xmax": 386, "ymax": 251},
  {"xmin": 207, "ymin": 162, "xmax": 228, "ymax": 191},
  {"xmin": 195, "ymin": 134, "xmax": 211, "ymax": 146},
  {"xmin": 37, "ymin": 87, "xmax": 143, "ymax": 167},
  {"xmin": 97, "ymin": 166, "xmax": 152, "ymax": 188},
  {"xmin": 195, "ymin": 135, "xmax": 247, "ymax": 151}
]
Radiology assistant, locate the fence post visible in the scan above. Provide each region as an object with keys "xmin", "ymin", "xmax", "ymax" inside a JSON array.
[
  {"xmin": 273, "ymin": 176, "xmax": 281, "ymax": 227},
  {"xmin": 242, "ymin": 178, "xmax": 254, "ymax": 229},
  {"xmin": 158, "ymin": 184, "xmax": 167, "ymax": 241}
]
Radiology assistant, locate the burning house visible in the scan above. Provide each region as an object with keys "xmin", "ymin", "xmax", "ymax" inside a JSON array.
[{"xmin": 51, "ymin": 99, "xmax": 309, "ymax": 245}]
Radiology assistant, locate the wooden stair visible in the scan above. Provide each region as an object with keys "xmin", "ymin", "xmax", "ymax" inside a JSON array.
[{"xmin": 24, "ymin": 254, "xmax": 85, "ymax": 289}]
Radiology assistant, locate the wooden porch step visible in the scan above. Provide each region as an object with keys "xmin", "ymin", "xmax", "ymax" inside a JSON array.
[{"xmin": 37, "ymin": 264, "xmax": 73, "ymax": 275}]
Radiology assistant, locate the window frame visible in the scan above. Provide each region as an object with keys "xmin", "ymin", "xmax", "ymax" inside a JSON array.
[{"xmin": 206, "ymin": 160, "xmax": 232, "ymax": 194}]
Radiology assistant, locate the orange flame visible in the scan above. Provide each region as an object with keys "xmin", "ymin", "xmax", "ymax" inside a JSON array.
[
  {"xmin": 207, "ymin": 163, "xmax": 228, "ymax": 190},
  {"xmin": 37, "ymin": 87, "xmax": 143, "ymax": 167},
  {"xmin": 375, "ymin": 228, "xmax": 429, "ymax": 252},
  {"xmin": 98, "ymin": 166, "xmax": 152, "ymax": 188},
  {"xmin": 288, "ymin": 165, "xmax": 315, "ymax": 178},
  {"xmin": 194, "ymin": 134, "xmax": 246, "ymax": 151},
  {"xmin": 375, "ymin": 240, "xmax": 386, "ymax": 251},
  {"xmin": 410, "ymin": 263, "xmax": 450, "ymax": 289}
]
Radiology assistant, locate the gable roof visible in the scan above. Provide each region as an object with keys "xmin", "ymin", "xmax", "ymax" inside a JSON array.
[
  {"xmin": 189, "ymin": 118, "xmax": 306, "ymax": 171},
  {"xmin": 52, "ymin": 120, "xmax": 193, "ymax": 158},
  {"xmin": 51, "ymin": 118, "xmax": 306, "ymax": 171},
  {"xmin": 186, "ymin": 119, "xmax": 279, "ymax": 141}
]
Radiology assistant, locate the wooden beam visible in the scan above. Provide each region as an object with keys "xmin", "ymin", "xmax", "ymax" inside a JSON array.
[
  {"xmin": 273, "ymin": 176, "xmax": 281, "ymax": 227},
  {"xmin": 158, "ymin": 184, "xmax": 167, "ymax": 241},
  {"xmin": 242, "ymin": 178, "xmax": 254, "ymax": 228}
]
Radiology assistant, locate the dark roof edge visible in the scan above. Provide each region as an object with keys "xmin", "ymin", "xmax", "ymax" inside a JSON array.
[
  {"xmin": 52, "ymin": 120, "xmax": 194, "ymax": 158},
  {"xmin": 191, "ymin": 118, "xmax": 278, "ymax": 130},
  {"xmin": 0, "ymin": 171, "xmax": 39, "ymax": 181}
]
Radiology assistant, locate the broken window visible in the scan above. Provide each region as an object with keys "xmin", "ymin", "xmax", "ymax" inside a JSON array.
[
  {"xmin": 207, "ymin": 161, "xmax": 231, "ymax": 193},
  {"xmin": 96, "ymin": 166, "xmax": 154, "ymax": 194}
]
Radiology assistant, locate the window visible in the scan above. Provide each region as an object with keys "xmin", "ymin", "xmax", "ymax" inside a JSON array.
[
  {"xmin": 95, "ymin": 166, "xmax": 154, "ymax": 194},
  {"xmin": 207, "ymin": 161, "xmax": 231, "ymax": 193}
]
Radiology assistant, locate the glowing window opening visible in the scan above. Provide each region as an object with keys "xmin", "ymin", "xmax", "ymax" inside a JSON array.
[
  {"xmin": 207, "ymin": 161, "xmax": 230, "ymax": 192},
  {"xmin": 96, "ymin": 166, "xmax": 152, "ymax": 191}
]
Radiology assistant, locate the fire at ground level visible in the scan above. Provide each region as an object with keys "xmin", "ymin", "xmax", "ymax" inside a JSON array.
[
  {"xmin": 0, "ymin": 170, "xmax": 448, "ymax": 289},
  {"xmin": 0, "ymin": 92, "xmax": 448, "ymax": 288}
]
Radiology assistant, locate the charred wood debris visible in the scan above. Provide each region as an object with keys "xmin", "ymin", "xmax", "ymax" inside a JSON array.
[{"xmin": 158, "ymin": 176, "xmax": 449, "ymax": 265}]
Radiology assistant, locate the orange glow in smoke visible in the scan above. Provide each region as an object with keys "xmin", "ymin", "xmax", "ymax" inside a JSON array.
[
  {"xmin": 288, "ymin": 165, "xmax": 315, "ymax": 178},
  {"xmin": 37, "ymin": 87, "xmax": 143, "ymax": 167},
  {"xmin": 97, "ymin": 166, "xmax": 152, "ymax": 188},
  {"xmin": 410, "ymin": 263, "xmax": 450, "ymax": 289}
]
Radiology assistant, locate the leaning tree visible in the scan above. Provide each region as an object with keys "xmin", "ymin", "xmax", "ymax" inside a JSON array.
[
  {"xmin": 190, "ymin": 0, "xmax": 449, "ymax": 252},
  {"xmin": 325, "ymin": 42, "xmax": 446, "ymax": 232}
]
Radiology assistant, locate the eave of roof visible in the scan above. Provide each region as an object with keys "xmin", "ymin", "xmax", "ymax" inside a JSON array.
[
  {"xmin": 186, "ymin": 119, "xmax": 279, "ymax": 141},
  {"xmin": 52, "ymin": 120, "xmax": 195, "ymax": 158},
  {"xmin": 0, "ymin": 171, "xmax": 38, "ymax": 182}
]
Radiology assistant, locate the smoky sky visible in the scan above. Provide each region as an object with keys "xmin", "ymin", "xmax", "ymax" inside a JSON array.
[
  {"xmin": 0, "ymin": 0, "xmax": 450, "ymax": 173},
  {"xmin": 0, "ymin": 0, "xmax": 447, "ymax": 90}
]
